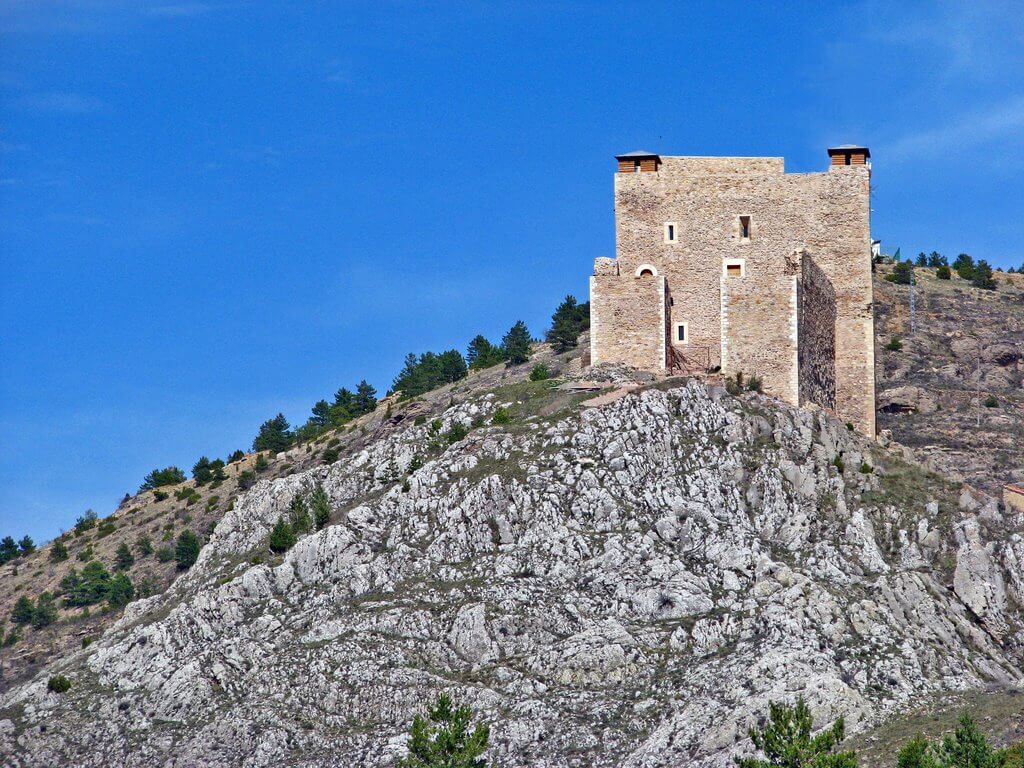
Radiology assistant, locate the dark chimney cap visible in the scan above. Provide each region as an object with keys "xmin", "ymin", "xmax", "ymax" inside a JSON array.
[
  {"xmin": 828, "ymin": 145, "xmax": 870, "ymax": 158},
  {"xmin": 615, "ymin": 150, "xmax": 661, "ymax": 159}
]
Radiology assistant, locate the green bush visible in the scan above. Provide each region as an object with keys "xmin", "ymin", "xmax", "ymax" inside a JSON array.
[
  {"xmin": 175, "ymin": 530, "xmax": 201, "ymax": 570},
  {"xmin": 399, "ymin": 693, "xmax": 490, "ymax": 768},
  {"xmin": 114, "ymin": 543, "xmax": 135, "ymax": 571},
  {"xmin": 833, "ymin": 457, "xmax": 845, "ymax": 474},
  {"xmin": 96, "ymin": 520, "xmax": 117, "ymax": 538},
  {"xmin": 321, "ymin": 447, "xmax": 339, "ymax": 464},
  {"xmin": 107, "ymin": 573, "xmax": 134, "ymax": 608},
  {"xmin": 859, "ymin": 463, "xmax": 873, "ymax": 474},
  {"xmin": 984, "ymin": 395, "xmax": 998, "ymax": 408},
  {"xmin": 886, "ymin": 336, "xmax": 903, "ymax": 351},
  {"xmin": 139, "ymin": 466, "xmax": 186, "ymax": 491},
  {"xmin": 735, "ymin": 697, "xmax": 856, "ymax": 768},
  {"xmin": 308, "ymin": 483, "xmax": 331, "ymax": 530},
  {"xmin": 887, "ymin": 261, "xmax": 913, "ymax": 285},
  {"xmin": 152, "ymin": 490, "xmax": 169, "ymax": 502},
  {"xmin": 269, "ymin": 518, "xmax": 296, "ymax": 554},
  {"xmin": 936, "ymin": 265, "xmax": 951, "ymax": 280},
  {"xmin": 492, "ymin": 407, "xmax": 512, "ymax": 425},
  {"xmin": 746, "ymin": 374, "xmax": 763, "ymax": 393},
  {"xmin": 445, "ymin": 423, "xmax": 469, "ymax": 445},
  {"xmin": 155, "ymin": 546, "xmax": 175, "ymax": 563},
  {"xmin": 136, "ymin": 536, "xmax": 154, "ymax": 556},
  {"xmin": 11, "ymin": 595, "xmax": 34, "ymax": 625},
  {"xmin": 31, "ymin": 593, "xmax": 58, "ymax": 629},
  {"xmin": 228, "ymin": 449, "xmax": 245, "ymax": 463},
  {"xmin": 972, "ymin": 260, "xmax": 997, "ymax": 290},
  {"xmin": 50, "ymin": 540, "xmax": 69, "ymax": 563},
  {"xmin": 47, "ymin": 675, "xmax": 72, "ymax": 694},
  {"xmin": 74, "ymin": 510, "xmax": 98, "ymax": 533},
  {"xmin": 529, "ymin": 364, "xmax": 551, "ymax": 382},
  {"xmin": 61, "ymin": 561, "xmax": 112, "ymax": 607}
]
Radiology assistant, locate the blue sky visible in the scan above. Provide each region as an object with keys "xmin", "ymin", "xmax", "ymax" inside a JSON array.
[{"xmin": 2, "ymin": 1, "xmax": 1022, "ymax": 542}]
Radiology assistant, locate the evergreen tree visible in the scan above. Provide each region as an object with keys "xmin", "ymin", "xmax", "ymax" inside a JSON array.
[
  {"xmin": 18, "ymin": 535, "xmax": 34, "ymax": 556},
  {"xmin": 309, "ymin": 483, "xmax": 331, "ymax": 530},
  {"xmin": 953, "ymin": 253, "xmax": 975, "ymax": 280},
  {"xmin": 11, "ymin": 595, "xmax": 34, "ymax": 625},
  {"xmin": 399, "ymin": 692, "xmax": 490, "ymax": 768},
  {"xmin": 136, "ymin": 536, "xmax": 154, "ymax": 556},
  {"xmin": 140, "ymin": 467, "xmax": 186, "ymax": 491},
  {"xmin": 209, "ymin": 459, "xmax": 227, "ymax": 485},
  {"xmin": 334, "ymin": 387, "xmax": 356, "ymax": 415},
  {"xmin": 936, "ymin": 265, "xmax": 952, "ymax": 280},
  {"xmin": 50, "ymin": 540, "xmax": 69, "ymax": 562},
  {"xmin": 546, "ymin": 295, "xmax": 591, "ymax": 353},
  {"xmin": 438, "ymin": 350, "xmax": 469, "ymax": 383},
  {"xmin": 971, "ymin": 260, "xmax": 997, "ymax": 290},
  {"xmin": 288, "ymin": 495, "xmax": 312, "ymax": 534},
  {"xmin": 269, "ymin": 518, "xmax": 296, "ymax": 553},
  {"xmin": 897, "ymin": 735, "xmax": 939, "ymax": 768},
  {"xmin": 228, "ymin": 449, "xmax": 246, "ymax": 463},
  {"xmin": 175, "ymin": 530, "xmax": 201, "ymax": 570},
  {"xmin": 501, "ymin": 321, "xmax": 532, "ymax": 365},
  {"xmin": 735, "ymin": 697, "xmax": 857, "ymax": 768},
  {"xmin": 916, "ymin": 252, "xmax": 928, "ymax": 267},
  {"xmin": 61, "ymin": 561, "xmax": 113, "ymax": 607},
  {"xmin": 310, "ymin": 400, "xmax": 333, "ymax": 427},
  {"xmin": 0, "ymin": 536, "xmax": 18, "ymax": 563},
  {"xmin": 107, "ymin": 573, "xmax": 135, "ymax": 608},
  {"xmin": 887, "ymin": 261, "xmax": 913, "ymax": 285},
  {"xmin": 927, "ymin": 251, "xmax": 948, "ymax": 268},
  {"xmin": 31, "ymin": 592, "xmax": 58, "ymax": 628},
  {"xmin": 191, "ymin": 456, "xmax": 213, "ymax": 485},
  {"xmin": 253, "ymin": 413, "xmax": 294, "ymax": 454},
  {"xmin": 936, "ymin": 715, "xmax": 998, "ymax": 768},
  {"xmin": 466, "ymin": 335, "xmax": 505, "ymax": 370},
  {"xmin": 114, "ymin": 542, "xmax": 135, "ymax": 571},
  {"xmin": 74, "ymin": 509, "xmax": 98, "ymax": 533},
  {"xmin": 354, "ymin": 380, "xmax": 378, "ymax": 414}
]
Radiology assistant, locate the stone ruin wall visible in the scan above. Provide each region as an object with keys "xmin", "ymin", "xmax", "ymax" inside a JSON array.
[
  {"xmin": 798, "ymin": 253, "xmax": 838, "ymax": 410},
  {"xmin": 589, "ymin": 268, "xmax": 666, "ymax": 371}
]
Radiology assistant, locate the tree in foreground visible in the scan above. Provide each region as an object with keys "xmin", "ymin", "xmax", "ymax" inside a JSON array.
[
  {"xmin": 887, "ymin": 261, "xmax": 913, "ymax": 285},
  {"xmin": 268, "ymin": 518, "xmax": 296, "ymax": 553},
  {"xmin": 400, "ymin": 692, "xmax": 490, "ymax": 768},
  {"xmin": 309, "ymin": 483, "xmax": 331, "ymax": 530},
  {"xmin": 175, "ymin": 530, "xmax": 201, "ymax": 570},
  {"xmin": 735, "ymin": 697, "xmax": 857, "ymax": 768},
  {"xmin": 501, "ymin": 321, "xmax": 532, "ymax": 365}
]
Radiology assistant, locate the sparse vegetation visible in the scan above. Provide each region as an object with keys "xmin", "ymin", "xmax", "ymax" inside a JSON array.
[
  {"xmin": 886, "ymin": 336, "xmax": 903, "ymax": 351},
  {"xmin": 735, "ymin": 697, "xmax": 856, "ymax": 768},
  {"xmin": 529, "ymin": 363, "xmax": 550, "ymax": 382},
  {"xmin": 139, "ymin": 466, "xmax": 187, "ymax": 491},
  {"xmin": 492, "ymin": 407, "xmax": 512, "ymax": 425},
  {"xmin": 269, "ymin": 518, "xmax": 296, "ymax": 553},
  {"xmin": 546, "ymin": 294, "xmax": 590, "ymax": 354},
  {"xmin": 47, "ymin": 675, "xmax": 72, "ymax": 694},
  {"xmin": 175, "ymin": 530, "xmax": 201, "ymax": 570},
  {"xmin": 399, "ymin": 693, "xmax": 490, "ymax": 768}
]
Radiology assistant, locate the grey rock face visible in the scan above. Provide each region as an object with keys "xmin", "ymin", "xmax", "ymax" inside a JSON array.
[{"xmin": 2, "ymin": 382, "xmax": 1022, "ymax": 767}]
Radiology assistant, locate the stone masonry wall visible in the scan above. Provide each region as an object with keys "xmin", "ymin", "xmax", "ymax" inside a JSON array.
[
  {"xmin": 590, "ymin": 273, "xmax": 666, "ymax": 371},
  {"xmin": 603, "ymin": 154, "xmax": 875, "ymax": 434},
  {"xmin": 798, "ymin": 253, "xmax": 838, "ymax": 410}
]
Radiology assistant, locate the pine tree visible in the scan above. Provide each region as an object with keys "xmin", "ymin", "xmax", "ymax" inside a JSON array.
[
  {"xmin": 735, "ymin": 697, "xmax": 857, "ymax": 768},
  {"xmin": 140, "ymin": 467, "xmax": 186, "ymax": 491},
  {"xmin": 546, "ymin": 295, "xmax": 591, "ymax": 353},
  {"xmin": 18, "ymin": 535, "xmax": 35, "ymax": 556},
  {"xmin": 0, "ymin": 536, "xmax": 18, "ymax": 563},
  {"xmin": 953, "ymin": 253, "xmax": 975, "ymax": 280},
  {"xmin": 114, "ymin": 542, "xmax": 135, "ymax": 571},
  {"xmin": 916, "ymin": 252, "xmax": 928, "ymax": 267},
  {"xmin": 50, "ymin": 540, "xmax": 69, "ymax": 562},
  {"xmin": 897, "ymin": 735, "xmax": 939, "ymax": 768},
  {"xmin": 501, "ymin": 321, "xmax": 532, "ymax": 365},
  {"xmin": 936, "ymin": 265, "xmax": 952, "ymax": 280},
  {"xmin": 31, "ymin": 593, "xmax": 58, "ymax": 629},
  {"xmin": 310, "ymin": 400, "xmax": 333, "ymax": 427},
  {"xmin": 252, "ymin": 413, "xmax": 294, "ymax": 454},
  {"xmin": 309, "ymin": 483, "xmax": 331, "ymax": 530},
  {"xmin": 107, "ymin": 573, "xmax": 135, "ymax": 608},
  {"xmin": 400, "ymin": 693, "xmax": 490, "ymax": 768},
  {"xmin": 936, "ymin": 715, "xmax": 998, "ymax": 768},
  {"xmin": 175, "ymin": 530, "xmax": 201, "ymax": 570},
  {"xmin": 354, "ymin": 380, "xmax": 378, "ymax": 414},
  {"xmin": 192, "ymin": 456, "xmax": 213, "ymax": 485},
  {"xmin": 971, "ymin": 260, "xmax": 997, "ymax": 290},
  {"xmin": 887, "ymin": 261, "xmax": 913, "ymax": 285},
  {"xmin": 268, "ymin": 518, "xmax": 296, "ymax": 553},
  {"xmin": 11, "ymin": 595, "xmax": 34, "ymax": 625},
  {"xmin": 466, "ymin": 335, "xmax": 505, "ymax": 370}
]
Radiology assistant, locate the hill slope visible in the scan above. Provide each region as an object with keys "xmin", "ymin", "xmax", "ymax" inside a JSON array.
[{"xmin": 2, "ymin": 364, "xmax": 1022, "ymax": 767}]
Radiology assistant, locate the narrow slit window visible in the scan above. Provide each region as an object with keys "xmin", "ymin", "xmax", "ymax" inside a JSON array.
[
  {"xmin": 675, "ymin": 322, "xmax": 688, "ymax": 343},
  {"xmin": 739, "ymin": 216, "xmax": 751, "ymax": 240},
  {"xmin": 664, "ymin": 222, "xmax": 677, "ymax": 243}
]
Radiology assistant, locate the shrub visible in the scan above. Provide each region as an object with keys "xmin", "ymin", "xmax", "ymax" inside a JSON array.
[
  {"xmin": 77, "ymin": 544, "xmax": 94, "ymax": 562},
  {"xmin": 501, "ymin": 320, "xmax": 532, "ymax": 365},
  {"xmin": 414, "ymin": 414, "xmax": 427, "ymax": 426},
  {"xmin": 746, "ymin": 374, "xmax": 763, "ymax": 393},
  {"xmin": 984, "ymin": 395, "xmax": 998, "ymax": 408},
  {"xmin": 972, "ymin": 259, "xmax": 997, "ymax": 290},
  {"xmin": 399, "ymin": 693, "xmax": 490, "ymax": 768},
  {"xmin": 74, "ymin": 509, "xmax": 98, "ymax": 533},
  {"xmin": 107, "ymin": 573, "xmax": 135, "ymax": 608},
  {"xmin": 289, "ymin": 495, "xmax": 312, "ymax": 535},
  {"xmin": 18, "ymin": 535, "xmax": 35, "ymax": 555},
  {"xmin": 11, "ymin": 595, "xmax": 34, "ymax": 625},
  {"xmin": 735, "ymin": 697, "xmax": 856, "ymax": 768},
  {"xmin": 269, "ymin": 518, "xmax": 296, "ymax": 554},
  {"xmin": 139, "ymin": 466, "xmax": 186, "ymax": 491},
  {"xmin": 237, "ymin": 470, "xmax": 256, "ymax": 490},
  {"xmin": 96, "ymin": 520, "xmax": 117, "ymax": 538},
  {"xmin": 887, "ymin": 261, "xmax": 913, "ymax": 285},
  {"xmin": 228, "ymin": 449, "xmax": 245, "ymax": 463},
  {"xmin": 953, "ymin": 252, "xmax": 975, "ymax": 280},
  {"xmin": 205, "ymin": 495, "xmax": 219, "ymax": 511},
  {"xmin": 114, "ymin": 543, "xmax": 135, "ymax": 571},
  {"xmin": 0, "ymin": 535, "xmax": 18, "ymax": 563},
  {"xmin": 321, "ymin": 447, "xmax": 339, "ymax": 464},
  {"xmin": 492, "ymin": 407, "xmax": 512, "ymax": 425},
  {"xmin": 61, "ymin": 561, "xmax": 112, "ymax": 607},
  {"xmin": 254, "ymin": 453, "xmax": 270, "ymax": 473},
  {"xmin": 50, "ymin": 540, "xmax": 69, "ymax": 562},
  {"xmin": 529, "ymin": 364, "xmax": 551, "ymax": 382},
  {"xmin": 445, "ymin": 423, "xmax": 469, "ymax": 445},
  {"xmin": 175, "ymin": 530, "xmax": 201, "ymax": 570},
  {"xmin": 725, "ymin": 371, "xmax": 745, "ymax": 395},
  {"xmin": 936, "ymin": 265, "xmax": 951, "ymax": 280},
  {"xmin": 136, "ymin": 536, "xmax": 153, "ymax": 556},
  {"xmin": 896, "ymin": 714, "xmax": 996, "ymax": 768},
  {"xmin": 47, "ymin": 675, "xmax": 72, "ymax": 694},
  {"xmin": 31, "ymin": 593, "xmax": 58, "ymax": 628},
  {"xmin": 859, "ymin": 462, "xmax": 873, "ymax": 474},
  {"xmin": 545, "ymin": 295, "xmax": 591, "ymax": 354},
  {"xmin": 886, "ymin": 336, "xmax": 903, "ymax": 351},
  {"xmin": 833, "ymin": 457, "xmax": 845, "ymax": 474},
  {"xmin": 153, "ymin": 489, "xmax": 169, "ymax": 502},
  {"xmin": 308, "ymin": 483, "xmax": 331, "ymax": 530},
  {"xmin": 155, "ymin": 546, "xmax": 175, "ymax": 563}
]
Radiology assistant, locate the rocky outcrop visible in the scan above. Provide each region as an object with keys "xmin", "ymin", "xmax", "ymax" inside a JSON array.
[{"xmin": 1, "ymin": 380, "xmax": 1022, "ymax": 767}]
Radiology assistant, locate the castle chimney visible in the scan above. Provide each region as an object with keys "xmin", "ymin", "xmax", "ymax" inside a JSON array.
[
  {"xmin": 827, "ymin": 145, "xmax": 870, "ymax": 168},
  {"xmin": 616, "ymin": 150, "xmax": 661, "ymax": 173}
]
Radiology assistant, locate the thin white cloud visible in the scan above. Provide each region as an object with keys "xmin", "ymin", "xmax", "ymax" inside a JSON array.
[
  {"xmin": 884, "ymin": 96, "xmax": 1024, "ymax": 161},
  {"xmin": 16, "ymin": 91, "xmax": 103, "ymax": 114}
]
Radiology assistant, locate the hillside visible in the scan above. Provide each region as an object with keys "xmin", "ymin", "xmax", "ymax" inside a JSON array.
[
  {"xmin": 1, "ymin": 338, "xmax": 1022, "ymax": 766},
  {"xmin": 874, "ymin": 265, "xmax": 1024, "ymax": 494}
]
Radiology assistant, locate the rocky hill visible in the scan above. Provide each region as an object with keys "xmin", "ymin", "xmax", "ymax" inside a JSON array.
[
  {"xmin": 874, "ymin": 265, "xmax": 1024, "ymax": 494},
  {"xmin": 1, "ymin": 341, "xmax": 1022, "ymax": 766}
]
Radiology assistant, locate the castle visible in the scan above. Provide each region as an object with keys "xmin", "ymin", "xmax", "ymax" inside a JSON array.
[{"xmin": 589, "ymin": 146, "xmax": 876, "ymax": 435}]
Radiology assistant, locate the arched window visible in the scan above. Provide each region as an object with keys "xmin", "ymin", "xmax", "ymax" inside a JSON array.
[{"xmin": 635, "ymin": 264, "xmax": 658, "ymax": 278}]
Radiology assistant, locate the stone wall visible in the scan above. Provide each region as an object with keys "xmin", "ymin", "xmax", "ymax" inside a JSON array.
[
  {"xmin": 598, "ymin": 153, "xmax": 875, "ymax": 434},
  {"xmin": 798, "ymin": 253, "xmax": 838, "ymax": 410},
  {"xmin": 590, "ymin": 272, "xmax": 666, "ymax": 371}
]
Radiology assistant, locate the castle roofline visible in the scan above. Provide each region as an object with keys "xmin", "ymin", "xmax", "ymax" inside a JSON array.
[
  {"xmin": 615, "ymin": 150, "xmax": 660, "ymax": 159},
  {"xmin": 828, "ymin": 144, "xmax": 870, "ymax": 157}
]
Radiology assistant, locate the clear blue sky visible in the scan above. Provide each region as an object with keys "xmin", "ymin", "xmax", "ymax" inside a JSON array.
[{"xmin": 2, "ymin": 2, "xmax": 1022, "ymax": 542}]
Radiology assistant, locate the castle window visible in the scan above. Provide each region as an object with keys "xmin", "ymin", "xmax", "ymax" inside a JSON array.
[
  {"xmin": 674, "ymin": 322, "xmax": 688, "ymax": 343},
  {"xmin": 724, "ymin": 259, "xmax": 745, "ymax": 278},
  {"xmin": 739, "ymin": 215, "xmax": 752, "ymax": 240},
  {"xmin": 638, "ymin": 268, "xmax": 654, "ymax": 277},
  {"xmin": 635, "ymin": 264, "xmax": 658, "ymax": 278},
  {"xmin": 664, "ymin": 222, "xmax": 677, "ymax": 243}
]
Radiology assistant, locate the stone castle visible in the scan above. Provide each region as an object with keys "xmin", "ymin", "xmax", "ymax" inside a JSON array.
[{"xmin": 589, "ymin": 146, "xmax": 876, "ymax": 434}]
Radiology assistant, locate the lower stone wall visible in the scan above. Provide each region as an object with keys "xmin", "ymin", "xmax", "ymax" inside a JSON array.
[
  {"xmin": 798, "ymin": 254, "xmax": 837, "ymax": 410},
  {"xmin": 590, "ymin": 274, "xmax": 666, "ymax": 371}
]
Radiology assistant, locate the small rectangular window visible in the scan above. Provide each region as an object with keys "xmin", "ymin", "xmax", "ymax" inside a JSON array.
[
  {"xmin": 675, "ymin": 322, "xmax": 688, "ymax": 343},
  {"xmin": 634, "ymin": 161, "xmax": 642, "ymax": 173},
  {"xmin": 725, "ymin": 261, "xmax": 744, "ymax": 278},
  {"xmin": 664, "ymin": 222, "xmax": 677, "ymax": 243},
  {"xmin": 739, "ymin": 216, "xmax": 751, "ymax": 240}
]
